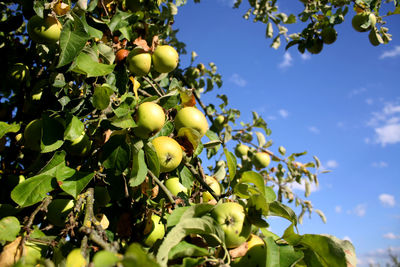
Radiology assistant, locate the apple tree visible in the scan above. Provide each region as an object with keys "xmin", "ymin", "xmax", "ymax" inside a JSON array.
[{"xmin": 3, "ymin": 0, "xmax": 393, "ymax": 266}]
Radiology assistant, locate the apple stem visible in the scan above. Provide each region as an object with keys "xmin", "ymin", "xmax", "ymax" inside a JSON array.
[
  {"xmin": 148, "ymin": 170, "xmax": 176, "ymax": 205},
  {"xmin": 142, "ymin": 76, "xmax": 164, "ymax": 97}
]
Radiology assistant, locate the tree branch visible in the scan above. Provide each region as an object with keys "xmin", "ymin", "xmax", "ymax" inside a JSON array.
[
  {"xmin": 184, "ymin": 161, "xmax": 220, "ymax": 201},
  {"xmin": 148, "ymin": 170, "xmax": 175, "ymax": 205}
]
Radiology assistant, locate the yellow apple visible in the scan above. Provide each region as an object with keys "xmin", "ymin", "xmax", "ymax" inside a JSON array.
[
  {"xmin": 174, "ymin": 107, "xmax": 209, "ymax": 137},
  {"xmin": 151, "ymin": 136, "xmax": 183, "ymax": 173},
  {"xmin": 152, "ymin": 45, "xmax": 179, "ymax": 73}
]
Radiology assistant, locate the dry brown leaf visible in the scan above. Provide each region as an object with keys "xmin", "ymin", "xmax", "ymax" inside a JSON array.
[
  {"xmin": 0, "ymin": 237, "xmax": 23, "ymax": 267},
  {"xmin": 151, "ymin": 35, "xmax": 159, "ymax": 52},
  {"xmin": 229, "ymin": 241, "xmax": 248, "ymax": 259},
  {"xmin": 133, "ymin": 37, "xmax": 151, "ymax": 52}
]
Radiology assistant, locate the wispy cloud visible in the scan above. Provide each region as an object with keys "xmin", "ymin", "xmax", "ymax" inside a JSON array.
[
  {"xmin": 359, "ymin": 246, "xmax": 400, "ymax": 267},
  {"xmin": 229, "ymin": 73, "xmax": 247, "ymax": 87},
  {"xmin": 335, "ymin": 205, "xmax": 342, "ymax": 213},
  {"xmin": 365, "ymin": 98, "xmax": 374, "ymax": 105},
  {"xmin": 379, "ymin": 194, "xmax": 396, "ymax": 207},
  {"xmin": 367, "ymin": 101, "xmax": 400, "ymax": 146},
  {"xmin": 383, "ymin": 233, "xmax": 400, "ymax": 240},
  {"xmin": 300, "ymin": 53, "xmax": 311, "ymax": 60},
  {"xmin": 371, "ymin": 161, "xmax": 388, "ymax": 168},
  {"xmin": 348, "ymin": 87, "xmax": 367, "ymax": 98},
  {"xmin": 325, "ymin": 160, "xmax": 339, "ymax": 169},
  {"xmin": 347, "ymin": 204, "xmax": 367, "ymax": 217},
  {"xmin": 217, "ymin": 0, "xmax": 236, "ymax": 6},
  {"xmin": 380, "ymin": 46, "xmax": 400, "ymax": 59},
  {"xmin": 279, "ymin": 109, "xmax": 289, "ymax": 118},
  {"xmin": 288, "ymin": 180, "xmax": 319, "ymax": 192},
  {"xmin": 278, "ymin": 52, "xmax": 293, "ymax": 69},
  {"xmin": 308, "ymin": 126, "xmax": 320, "ymax": 134}
]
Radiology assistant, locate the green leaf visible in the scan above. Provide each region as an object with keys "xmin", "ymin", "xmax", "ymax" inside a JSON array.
[
  {"xmin": 159, "ymin": 93, "xmax": 180, "ymax": 109},
  {"xmin": 239, "ymin": 171, "xmax": 266, "ymax": 196},
  {"xmin": 93, "ymin": 85, "xmax": 114, "ymax": 110},
  {"xmin": 0, "ymin": 216, "xmax": 21, "ymax": 242},
  {"xmin": 0, "ymin": 122, "xmax": 20, "ymax": 138},
  {"xmin": 167, "ymin": 206, "xmax": 190, "ymax": 228},
  {"xmin": 269, "ymin": 201, "xmax": 297, "ymax": 226},
  {"xmin": 93, "ymin": 250, "xmax": 120, "ymax": 267},
  {"xmin": 129, "ymin": 149, "xmax": 148, "ymax": 187},
  {"xmin": 124, "ymin": 243, "xmax": 159, "ymax": 267},
  {"xmin": 57, "ymin": 15, "xmax": 90, "ymax": 68},
  {"xmin": 111, "ymin": 115, "xmax": 136, "ymax": 129},
  {"xmin": 264, "ymin": 236, "xmax": 280, "ymax": 267},
  {"xmin": 255, "ymin": 131, "xmax": 266, "ymax": 147},
  {"xmin": 153, "ymin": 121, "xmax": 175, "ymax": 138},
  {"xmin": 179, "ymin": 165, "xmax": 195, "ymax": 189},
  {"xmin": 80, "ymin": 15, "xmax": 103, "ymax": 40},
  {"xmin": 41, "ymin": 115, "xmax": 65, "ymax": 153},
  {"xmin": 168, "ymin": 241, "xmax": 210, "ymax": 260},
  {"xmin": 224, "ymin": 148, "xmax": 237, "ymax": 180},
  {"xmin": 144, "ymin": 142, "xmax": 160, "ymax": 178},
  {"xmin": 71, "ymin": 52, "xmax": 115, "ymax": 78},
  {"xmin": 279, "ymin": 244, "xmax": 304, "ymax": 267},
  {"xmin": 107, "ymin": 9, "xmax": 135, "ymax": 32},
  {"xmin": 64, "ymin": 115, "xmax": 84, "ymax": 141},
  {"xmin": 11, "ymin": 152, "xmax": 67, "ymax": 207},
  {"xmin": 57, "ymin": 169, "xmax": 94, "ymax": 198},
  {"xmin": 101, "ymin": 134, "xmax": 130, "ymax": 171}
]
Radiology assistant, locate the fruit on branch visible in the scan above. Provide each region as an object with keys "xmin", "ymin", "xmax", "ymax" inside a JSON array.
[
  {"xmin": 231, "ymin": 234, "xmax": 266, "ymax": 267},
  {"xmin": 321, "ymin": 27, "xmax": 337, "ymax": 44},
  {"xmin": 27, "ymin": 15, "xmax": 62, "ymax": 44},
  {"xmin": 252, "ymin": 152, "xmax": 271, "ymax": 169},
  {"xmin": 307, "ymin": 38, "xmax": 323, "ymax": 54},
  {"xmin": 151, "ymin": 136, "xmax": 183, "ymax": 173},
  {"xmin": 197, "ymin": 63, "xmax": 206, "ymax": 75},
  {"xmin": 8, "ymin": 63, "xmax": 30, "ymax": 83},
  {"xmin": 144, "ymin": 214, "xmax": 165, "ymax": 246},
  {"xmin": 66, "ymin": 249, "xmax": 86, "ymax": 267},
  {"xmin": 47, "ymin": 199, "xmax": 74, "ymax": 227},
  {"xmin": 127, "ymin": 47, "xmax": 152, "ymax": 77},
  {"xmin": 134, "ymin": 102, "xmax": 165, "ymax": 139},
  {"xmin": 115, "ymin": 49, "xmax": 130, "ymax": 64},
  {"xmin": 202, "ymin": 175, "xmax": 222, "ymax": 203},
  {"xmin": 65, "ymin": 132, "xmax": 92, "ymax": 157},
  {"xmin": 352, "ymin": 12, "xmax": 376, "ymax": 32},
  {"xmin": 24, "ymin": 119, "xmax": 42, "ymax": 151},
  {"xmin": 369, "ymin": 29, "xmax": 382, "ymax": 46},
  {"xmin": 174, "ymin": 107, "xmax": 209, "ymax": 137},
  {"xmin": 185, "ymin": 67, "xmax": 200, "ymax": 79},
  {"xmin": 152, "ymin": 45, "xmax": 179, "ymax": 73},
  {"xmin": 165, "ymin": 177, "xmax": 188, "ymax": 196},
  {"xmin": 235, "ymin": 144, "xmax": 250, "ymax": 158},
  {"xmin": 211, "ymin": 202, "xmax": 251, "ymax": 248}
]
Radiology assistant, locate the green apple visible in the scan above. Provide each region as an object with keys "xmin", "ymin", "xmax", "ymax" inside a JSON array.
[
  {"xmin": 127, "ymin": 47, "xmax": 152, "ymax": 77},
  {"xmin": 9, "ymin": 63, "xmax": 30, "ymax": 83},
  {"xmin": 47, "ymin": 199, "xmax": 74, "ymax": 227},
  {"xmin": 235, "ymin": 144, "xmax": 249, "ymax": 158},
  {"xmin": 352, "ymin": 12, "xmax": 375, "ymax": 32},
  {"xmin": 252, "ymin": 152, "xmax": 271, "ymax": 169},
  {"xmin": 211, "ymin": 202, "xmax": 251, "ymax": 248},
  {"xmin": 165, "ymin": 177, "xmax": 188, "ymax": 196},
  {"xmin": 306, "ymin": 38, "xmax": 323, "ymax": 54},
  {"xmin": 65, "ymin": 132, "xmax": 91, "ymax": 157},
  {"xmin": 174, "ymin": 107, "xmax": 209, "ymax": 137},
  {"xmin": 151, "ymin": 136, "xmax": 183, "ymax": 173},
  {"xmin": 134, "ymin": 102, "xmax": 165, "ymax": 138},
  {"xmin": 231, "ymin": 234, "xmax": 266, "ymax": 267},
  {"xmin": 152, "ymin": 45, "xmax": 179, "ymax": 73},
  {"xmin": 202, "ymin": 175, "xmax": 222, "ymax": 203},
  {"xmin": 66, "ymin": 248, "xmax": 86, "ymax": 267},
  {"xmin": 369, "ymin": 29, "xmax": 382, "ymax": 46},
  {"xmin": 24, "ymin": 119, "xmax": 42, "ymax": 151},
  {"xmin": 185, "ymin": 67, "xmax": 200, "ymax": 79},
  {"xmin": 27, "ymin": 15, "xmax": 62, "ymax": 44},
  {"xmin": 144, "ymin": 214, "xmax": 165, "ymax": 246},
  {"xmin": 321, "ymin": 27, "xmax": 337, "ymax": 44}
]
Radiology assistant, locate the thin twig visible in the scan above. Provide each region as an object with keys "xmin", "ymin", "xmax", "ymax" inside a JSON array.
[
  {"xmin": 148, "ymin": 170, "xmax": 175, "ymax": 204},
  {"xmin": 142, "ymin": 76, "xmax": 164, "ymax": 97},
  {"xmin": 138, "ymin": 88, "xmax": 153, "ymax": 97},
  {"xmin": 184, "ymin": 162, "xmax": 220, "ymax": 201}
]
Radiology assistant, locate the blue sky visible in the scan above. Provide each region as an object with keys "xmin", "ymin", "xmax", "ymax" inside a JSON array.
[{"xmin": 174, "ymin": 0, "xmax": 400, "ymax": 266}]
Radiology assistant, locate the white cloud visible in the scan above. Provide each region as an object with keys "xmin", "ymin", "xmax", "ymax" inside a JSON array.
[
  {"xmin": 278, "ymin": 52, "xmax": 293, "ymax": 69},
  {"xmin": 279, "ymin": 109, "xmax": 289, "ymax": 118},
  {"xmin": 371, "ymin": 161, "xmax": 388, "ymax": 168},
  {"xmin": 325, "ymin": 160, "xmax": 339, "ymax": 169},
  {"xmin": 383, "ymin": 232, "xmax": 400, "ymax": 240},
  {"xmin": 379, "ymin": 194, "xmax": 396, "ymax": 207},
  {"xmin": 343, "ymin": 236, "xmax": 352, "ymax": 242},
  {"xmin": 308, "ymin": 126, "xmax": 320, "ymax": 134},
  {"xmin": 348, "ymin": 87, "xmax": 367, "ymax": 98},
  {"xmin": 289, "ymin": 180, "xmax": 319, "ymax": 193},
  {"xmin": 367, "ymin": 101, "xmax": 400, "ymax": 146},
  {"xmin": 380, "ymin": 45, "xmax": 400, "ymax": 59},
  {"xmin": 335, "ymin": 205, "xmax": 342, "ymax": 213},
  {"xmin": 229, "ymin": 73, "xmax": 247, "ymax": 87},
  {"xmin": 300, "ymin": 53, "xmax": 311, "ymax": 60},
  {"xmin": 217, "ymin": 0, "xmax": 235, "ymax": 6},
  {"xmin": 348, "ymin": 204, "xmax": 367, "ymax": 217},
  {"xmin": 366, "ymin": 98, "xmax": 374, "ymax": 105},
  {"xmin": 359, "ymin": 246, "xmax": 400, "ymax": 267}
]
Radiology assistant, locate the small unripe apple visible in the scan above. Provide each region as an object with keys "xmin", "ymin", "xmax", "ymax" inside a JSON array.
[
  {"xmin": 127, "ymin": 47, "xmax": 151, "ymax": 76},
  {"xmin": 252, "ymin": 152, "xmax": 271, "ymax": 169},
  {"xmin": 235, "ymin": 144, "xmax": 249, "ymax": 158},
  {"xmin": 24, "ymin": 119, "xmax": 42, "ymax": 151},
  {"xmin": 144, "ymin": 214, "xmax": 165, "ymax": 246},
  {"xmin": 174, "ymin": 107, "xmax": 209, "ymax": 137},
  {"xmin": 65, "ymin": 132, "xmax": 92, "ymax": 157},
  {"xmin": 352, "ymin": 12, "xmax": 375, "ymax": 32},
  {"xmin": 306, "ymin": 38, "xmax": 323, "ymax": 54},
  {"xmin": 66, "ymin": 249, "xmax": 86, "ymax": 267},
  {"xmin": 165, "ymin": 177, "xmax": 188, "ymax": 196},
  {"xmin": 211, "ymin": 202, "xmax": 251, "ymax": 248},
  {"xmin": 9, "ymin": 63, "xmax": 30, "ymax": 83},
  {"xmin": 231, "ymin": 234, "xmax": 266, "ymax": 267},
  {"xmin": 369, "ymin": 29, "xmax": 381, "ymax": 46},
  {"xmin": 151, "ymin": 136, "xmax": 183, "ymax": 173},
  {"xmin": 115, "ymin": 49, "xmax": 130, "ymax": 64},
  {"xmin": 321, "ymin": 27, "xmax": 337, "ymax": 44},
  {"xmin": 202, "ymin": 175, "xmax": 222, "ymax": 203},
  {"xmin": 27, "ymin": 15, "xmax": 62, "ymax": 44},
  {"xmin": 152, "ymin": 45, "xmax": 179, "ymax": 73},
  {"xmin": 134, "ymin": 102, "xmax": 165, "ymax": 139}
]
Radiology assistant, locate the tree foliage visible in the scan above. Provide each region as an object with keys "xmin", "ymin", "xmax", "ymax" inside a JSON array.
[{"xmin": 2, "ymin": 0, "xmax": 394, "ymax": 266}]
